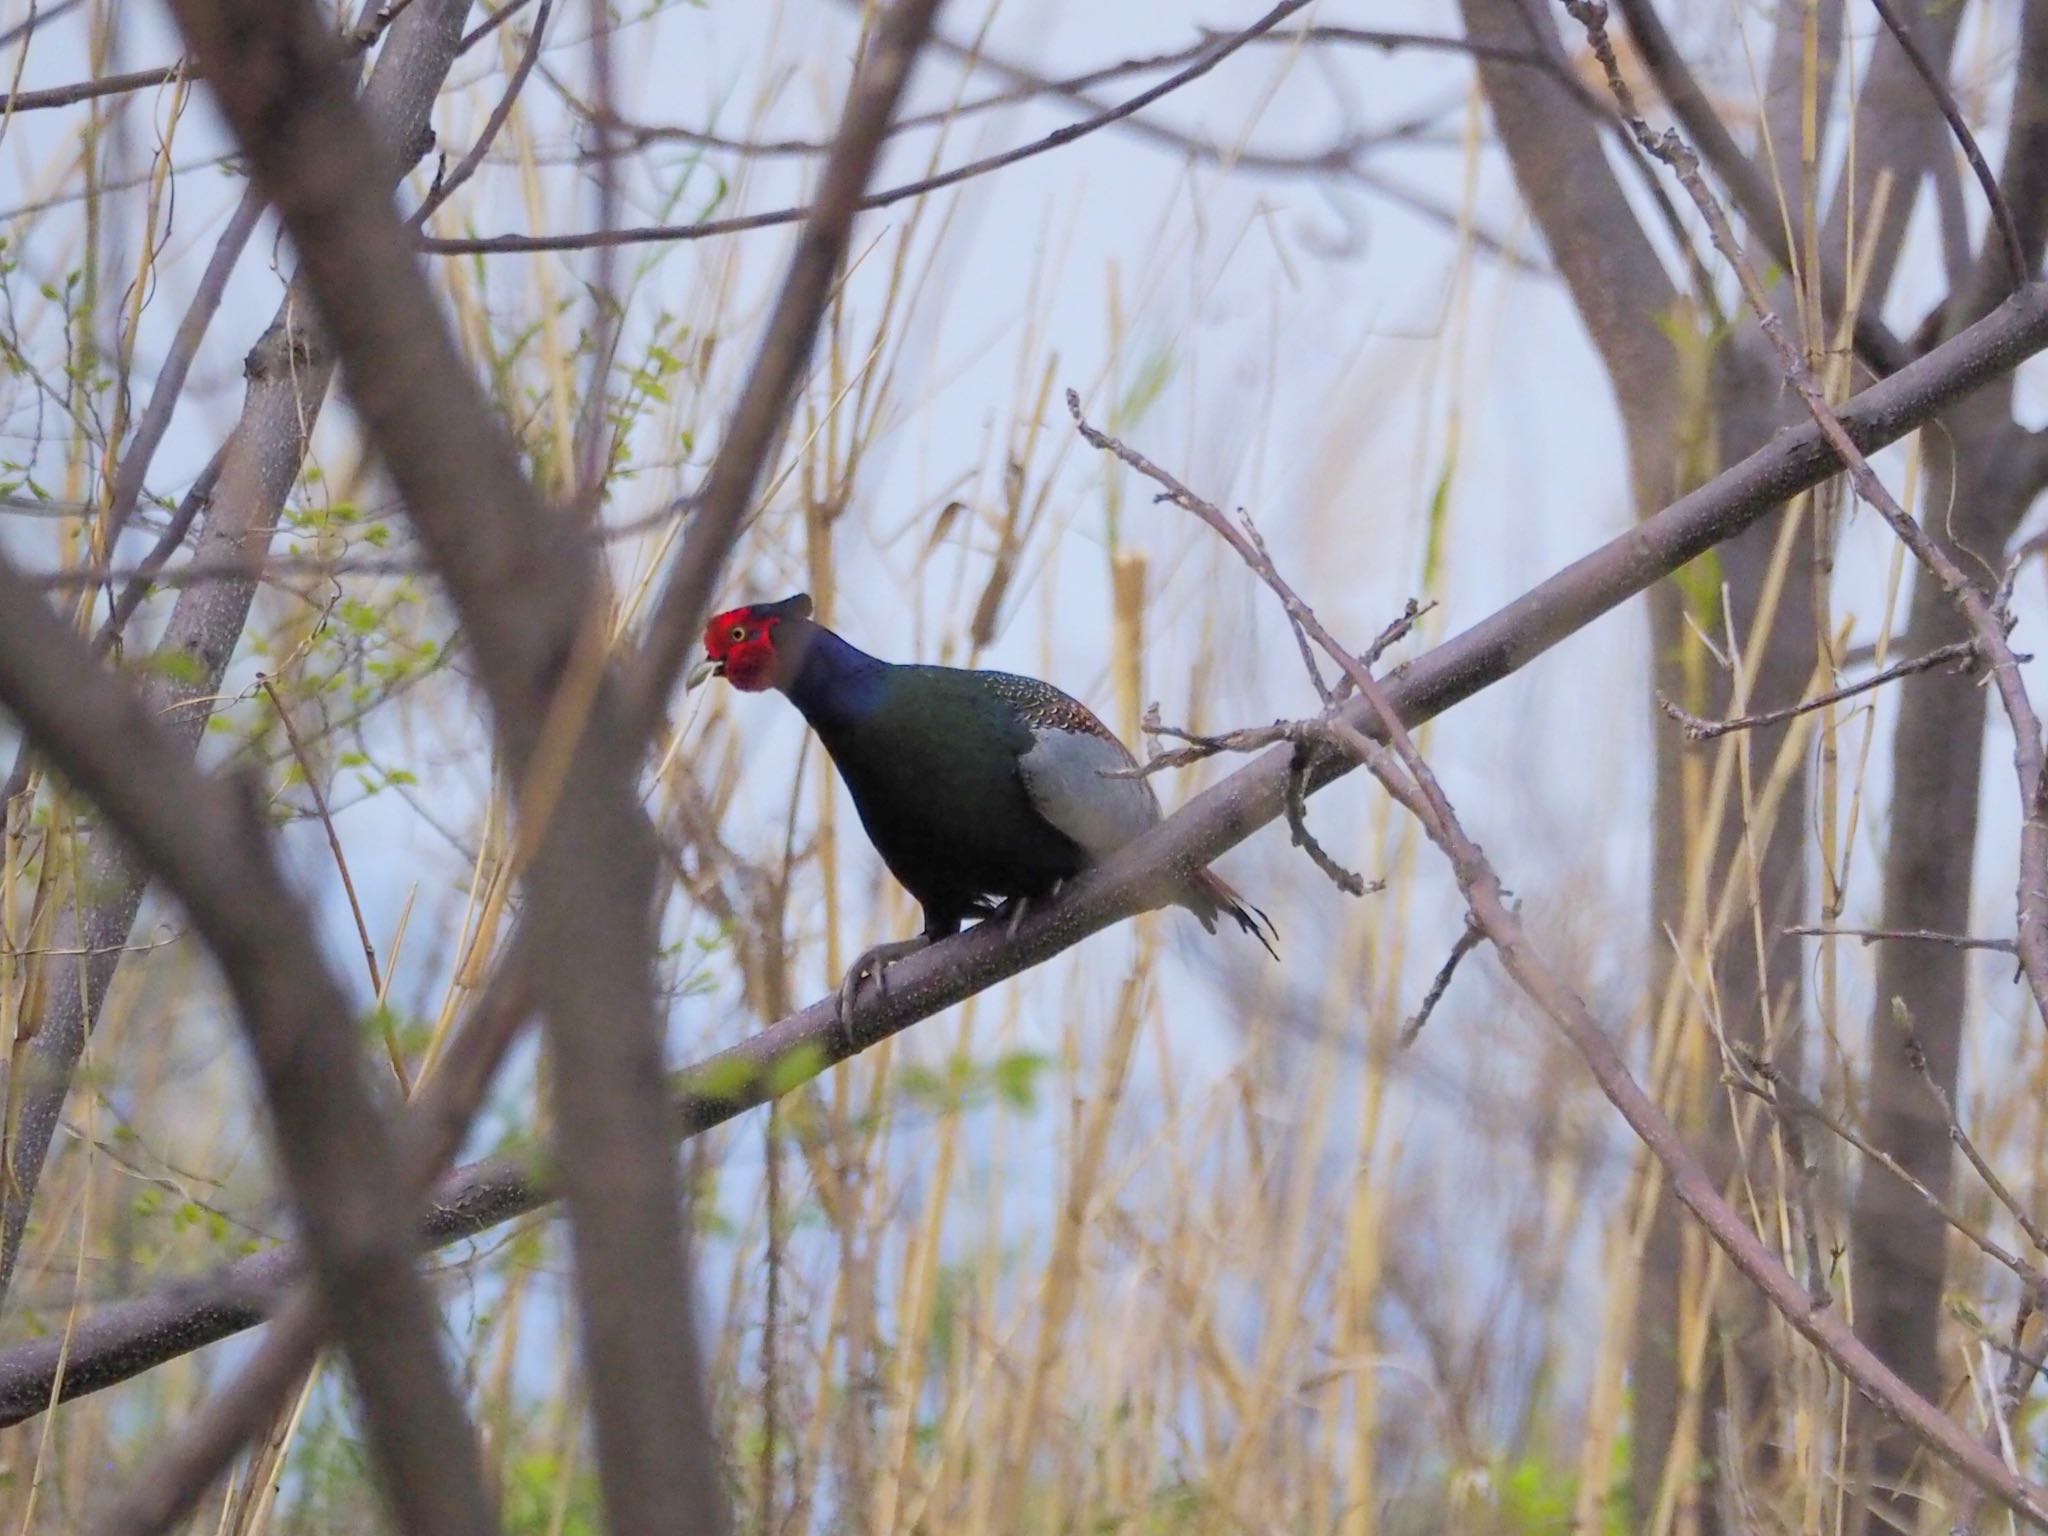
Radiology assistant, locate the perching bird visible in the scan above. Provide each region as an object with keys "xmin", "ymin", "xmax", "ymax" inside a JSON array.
[{"xmin": 687, "ymin": 594, "xmax": 1276, "ymax": 1018}]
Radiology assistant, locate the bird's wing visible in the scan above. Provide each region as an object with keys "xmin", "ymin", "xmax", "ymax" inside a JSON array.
[{"xmin": 981, "ymin": 672, "xmax": 1162, "ymax": 862}]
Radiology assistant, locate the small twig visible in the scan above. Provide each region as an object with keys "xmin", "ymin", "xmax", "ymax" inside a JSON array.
[
  {"xmin": 1738, "ymin": 1051, "xmax": 2048, "ymax": 1300},
  {"xmin": 1786, "ymin": 924, "xmax": 2019, "ymax": 956},
  {"xmin": 1120, "ymin": 708, "xmax": 1311, "ymax": 778},
  {"xmin": 1117, "ymin": 708, "xmax": 1382, "ymax": 895},
  {"xmin": 1659, "ymin": 640, "xmax": 1983, "ymax": 741},
  {"xmin": 1400, "ymin": 916, "xmax": 1484, "ymax": 1046},
  {"xmin": 1285, "ymin": 743, "xmax": 1378, "ymax": 897},
  {"xmin": 258, "ymin": 674, "xmax": 408, "ymax": 1095},
  {"xmin": 1864, "ymin": 0, "xmax": 2029, "ymax": 286},
  {"xmin": 410, "ymin": 0, "xmax": 551, "ymax": 228},
  {"xmin": 1898, "ymin": 1001, "xmax": 2048, "ymax": 1258}
]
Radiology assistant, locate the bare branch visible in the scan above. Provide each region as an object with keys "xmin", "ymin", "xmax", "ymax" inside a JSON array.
[
  {"xmin": 1400, "ymin": 918, "xmax": 1485, "ymax": 1046},
  {"xmin": 1866, "ymin": 0, "xmax": 2027, "ymax": 286},
  {"xmin": 424, "ymin": 0, "xmax": 1316, "ymax": 259},
  {"xmin": 1787, "ymin": 924, "xmax": 2019, "ymax": 955},
  {"xmin": 1658, "ymin": 639, "xmax": 1981, "ymax": 740}
]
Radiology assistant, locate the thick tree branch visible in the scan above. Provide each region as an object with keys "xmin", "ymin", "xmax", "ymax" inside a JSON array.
[{"xmin": 5, "ymin": 276, "xmax": 2044, "ymax": 1425}]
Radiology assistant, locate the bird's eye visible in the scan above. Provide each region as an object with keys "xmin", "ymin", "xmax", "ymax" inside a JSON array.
[{"xmin": 729, "ymin": 625, "xmax": 749, "ymax": 643}]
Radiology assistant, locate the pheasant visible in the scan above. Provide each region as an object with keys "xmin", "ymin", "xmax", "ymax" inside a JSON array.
[{"xmin": 686, "ymin": 594, "xmax": 1276, "ymax": 1018}]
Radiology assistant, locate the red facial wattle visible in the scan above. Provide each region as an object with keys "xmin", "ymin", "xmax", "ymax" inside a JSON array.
[{"xmin": 701, "ymin": 607, "xmax": 783, "ymax": 692}]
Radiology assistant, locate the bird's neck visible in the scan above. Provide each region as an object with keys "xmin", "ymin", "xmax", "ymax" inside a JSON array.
[{"xmin": 781, "ymin": 623, "xmax": 891, "ymax": 732}]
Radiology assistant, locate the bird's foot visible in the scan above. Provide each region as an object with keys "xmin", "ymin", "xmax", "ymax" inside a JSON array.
[{"xmin": 836, "ymin": 936, "xmax": 932, "ymax": 1035}]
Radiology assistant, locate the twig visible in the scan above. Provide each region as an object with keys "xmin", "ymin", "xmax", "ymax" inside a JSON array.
[
  {"xmin": 424, "ymin": 0, "xmax": 1316, "ymax": 258},
  {"xmin": 0, "ymin": 0, "xmax": 415, "ymax": 114},
  {"xmin": 609, "ymin": 25, "xmax": 1561, "ymax": 157},
  {"xmin": 1285, "ymin": 742, "xmax": 1377, "ymax": 897},
  {"xmin": 257, "ymin": 674, "xmax": 408, "ymax": 1094},
  {"xmin": 1400, "ymin": 917, "xmax": 1484, "ymax": 1046},
  {"xmin": 23, "ymin": 490, "xmax": 696, "ymax": 593},
  {"xmin": 98, "ymin": 189, "xmax": 264, "ymax": 558},
  {"xmin": 0, "ymin": 63, "xmax": 182, "ymax": 114},
  {"xmin": 1659, "ymin": 640, "xmax": 1982, "ymax": 741},
  {"xmin": 1786, "ymin": 924, "xmax": 2018, "ymax": 955},
  {"xmin": 1738, "ymin": 1050, "xmax": 2046, "ymax": 1298},
  {"xmin": 1898, "ymin": 1002, "xmax": 2048, "ymax": 1257},
  {"xmin": 1865, "ymin": 0, "xmax": 2029, "ymax": 286},
  {"xmin": 410, "ymin": 0, "xmax": 551, "ymax": 227},
  {"xmin": 1118, "ymin": 707, "xmax": 1382, "ymax": 896}
]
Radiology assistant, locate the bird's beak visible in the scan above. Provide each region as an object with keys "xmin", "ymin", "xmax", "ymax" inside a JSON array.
[{"xmin": 685, "ymin": 657, "xmax": 723, "ymax": 691}]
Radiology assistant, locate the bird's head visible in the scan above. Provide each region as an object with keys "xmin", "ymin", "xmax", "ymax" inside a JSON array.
[{"xmin": 687, "ymin": 593, "xmax": 814, "ymax": 692}]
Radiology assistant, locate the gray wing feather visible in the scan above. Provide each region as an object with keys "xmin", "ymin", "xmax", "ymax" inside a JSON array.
[{"xmin": 1017, "ymin": 724, "xmax": 1161, "ymax": 861}]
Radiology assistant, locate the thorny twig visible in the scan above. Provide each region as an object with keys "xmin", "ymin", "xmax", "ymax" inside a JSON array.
[
  {"xmin": 1116, "ymin": 590, "xmax": 1433, "ymax": 898},
  {"xmin": 1659, "ymin": 639, "xmax": 1984, "ymax": 742},
  {"xmin": 1399, "ymin": 916, "xmax": 1484, "ymax": 1047},
  {"xmin": 1116, "ymin": 709, "xmax": 1385, "ymax": 897}
]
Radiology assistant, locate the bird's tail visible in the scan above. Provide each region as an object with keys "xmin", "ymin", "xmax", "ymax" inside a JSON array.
[{"xmin": 1182, "ymin": 869, "xmax": 1279, "ymax": 961}]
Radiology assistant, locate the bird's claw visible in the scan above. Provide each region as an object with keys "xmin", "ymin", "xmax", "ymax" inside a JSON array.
[{"xmin": 834, "ymin": 936, "xmax": 932, "ymax": 1038}]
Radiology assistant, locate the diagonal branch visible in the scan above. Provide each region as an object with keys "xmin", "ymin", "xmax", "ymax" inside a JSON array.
[{"xmin": 4, "ymin": 275, "xmax": 2044, "ymax": 1426}]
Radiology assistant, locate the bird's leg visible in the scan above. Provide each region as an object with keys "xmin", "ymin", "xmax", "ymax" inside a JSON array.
[
  {"xmin": 995, "ymin": 880, "xmax": 1062, "ymax": 943},
  {"xmin": 836, "ymin": 934, "xmax": 933, "ymax": 1033}
]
